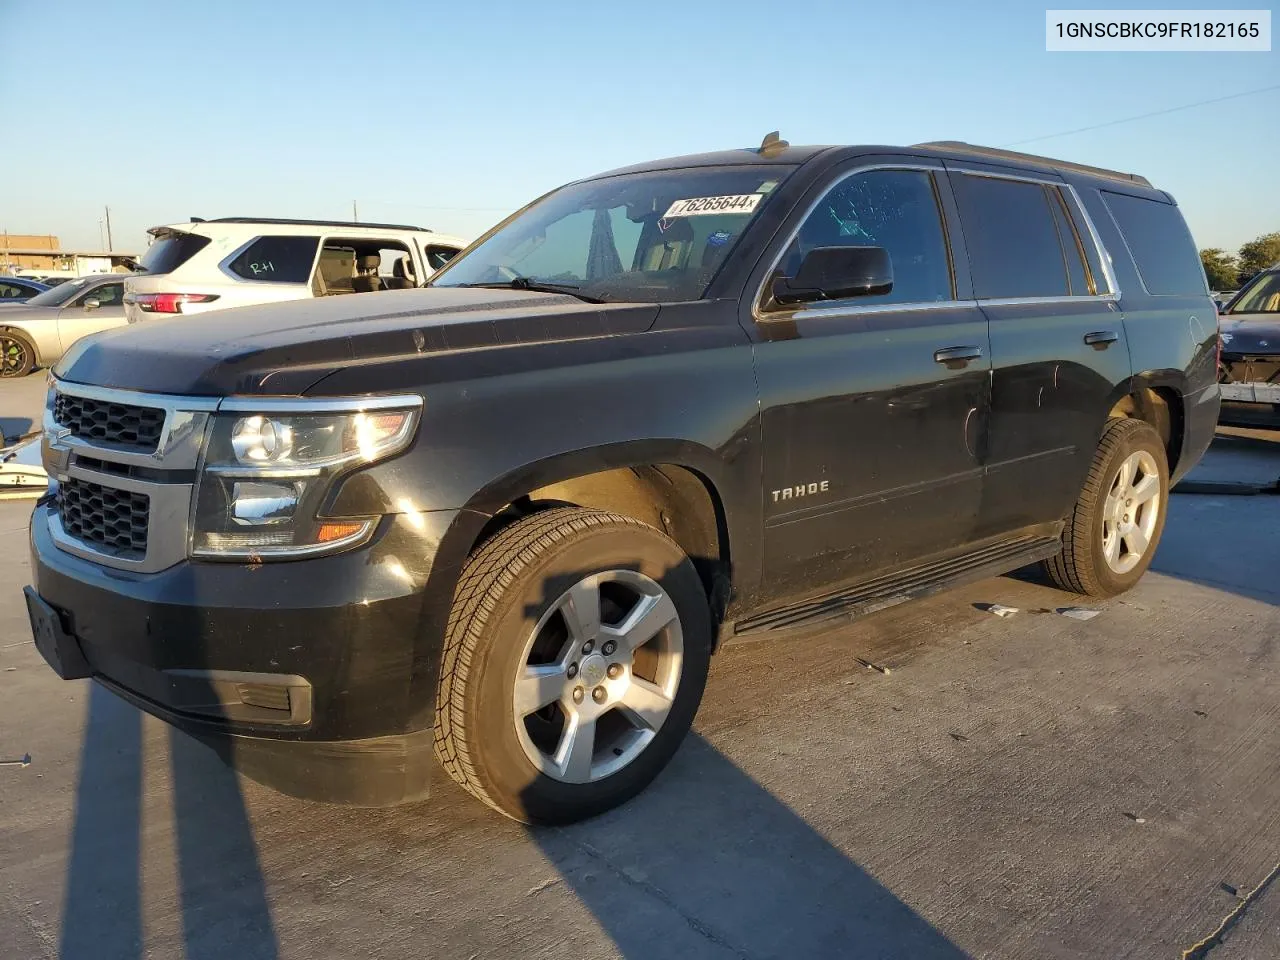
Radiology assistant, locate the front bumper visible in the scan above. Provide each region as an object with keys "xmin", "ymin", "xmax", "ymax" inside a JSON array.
[{"xmin": 27, "ymin": 502, "xmax": 461, "ymax": 805}]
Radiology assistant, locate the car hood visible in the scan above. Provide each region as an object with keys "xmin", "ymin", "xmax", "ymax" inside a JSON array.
[
  {"xmin": 53, "ymin": 286, "xmax": 660, "ymax": 396},
  {"xmin": 1220, "ymin": 315, "xmax": 1280, "ymax": 354}
]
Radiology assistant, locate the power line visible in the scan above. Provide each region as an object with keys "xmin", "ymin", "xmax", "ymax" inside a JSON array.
[{"xmin": 1002, "ymin": 83, "xmax": 1280, "ymax": 147}]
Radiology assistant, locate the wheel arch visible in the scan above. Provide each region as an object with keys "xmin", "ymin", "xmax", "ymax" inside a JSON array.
[
  {"xmin": 1105, "ymin": 377, "xmax": 1186, "ymax": 474},
  {"xmin": 462, "ymin": 441, "xmax": 735, "ymax": 617}
]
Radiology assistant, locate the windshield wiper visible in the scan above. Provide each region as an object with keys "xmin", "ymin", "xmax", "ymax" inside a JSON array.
[{"xmin": 454, "ymin": 278, "xmax": 605, "ymax": 304}]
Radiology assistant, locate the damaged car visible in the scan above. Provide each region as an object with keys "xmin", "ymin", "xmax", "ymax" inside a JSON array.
[{"xmin": 1219, "ymin": 263, "xmax": 1280, "ymax": 428}]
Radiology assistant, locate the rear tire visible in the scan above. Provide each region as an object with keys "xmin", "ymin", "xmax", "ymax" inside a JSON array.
[
  {"xmin": 1042, "ymin": 417, "xmax": 1168, "ymax": 598},
  {"xmin": 434, "ymin": 507, "xmax": 712, "ymax": 824},
  {"xmin": 0, "ymin": 330, "xmax": 36, "ymax": 378}
]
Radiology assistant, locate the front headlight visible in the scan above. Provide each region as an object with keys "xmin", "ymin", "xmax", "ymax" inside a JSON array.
[{"xmin": 191, "ymin": 402, "xmax": 420, "ymax": 559}]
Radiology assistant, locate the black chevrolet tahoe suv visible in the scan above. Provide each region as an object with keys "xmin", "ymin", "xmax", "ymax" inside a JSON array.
[{"xmin": 25, "ymin": 138, "xmax": 1219, "ymax": 824}]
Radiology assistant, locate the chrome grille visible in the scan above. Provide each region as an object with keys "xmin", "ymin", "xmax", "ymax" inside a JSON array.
[
  {"xmin": 53, "ymin": 393, "xmax": 166, "ymax": 451},
  {"xmin": 56, "ymin": 477, "xmax": 150, "ymax": 559}
]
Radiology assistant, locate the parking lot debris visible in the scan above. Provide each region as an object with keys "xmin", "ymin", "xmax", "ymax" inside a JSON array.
[
  {"xmin": 1058, "ymin": 607, "xmax": 1103, "ymax": 621},
  {"xmin": 526, "ymin": 877, "xmax": 562, "ymax": 896},
  {"xmin": 1122, "ymin": 811, "xmax": 1146, "ymax": 823},
  {"xmin": 854, "ymin": 657, "xmax": 891, "ymax": 675},
  {"xmin": 949, "ymin": 732, "xmax": 970, "ymax": 742},
  {"xmin": 0, "ymin": 753, "xmax": 32, "ymax": 767},
  {"xmin": 987, "ymin": 604, "xmax": 1019, "ymax": 618}
]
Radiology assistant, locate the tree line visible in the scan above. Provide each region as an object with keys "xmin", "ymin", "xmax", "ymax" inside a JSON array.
[{"xmin": 1200, "ymin": 232, "xmax": 1280, "ymax": 291}]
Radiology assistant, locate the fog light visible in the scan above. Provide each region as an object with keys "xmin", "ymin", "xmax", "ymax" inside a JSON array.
[{"xmin": 230, "ymin": 481, "xmax": 299, "ymax": 526}]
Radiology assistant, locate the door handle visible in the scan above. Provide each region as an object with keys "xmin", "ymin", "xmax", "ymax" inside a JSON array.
[
  {"xmin": 1084, "ymin": 330, "xmax": 1119, "ymax": 349},
  {"xmin": 933, "ymin": 345, "xmax": 983, "ymax": 368}
]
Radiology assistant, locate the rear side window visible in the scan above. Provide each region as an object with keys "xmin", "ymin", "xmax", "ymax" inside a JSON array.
[
  {"xmin": 227, "ymin": 236, "xmax": 319, "ymax": 283},
  {"xmin": 1102, "ymin": 192, "xmax": 1205, "ymax": 296},
  {"xmin": 138, "ymin": 232, "xmax": 211, "ymax": 274},
  {"xmin": 952, "ymin": 174, "xmax": 1070, "ymax": 299}
]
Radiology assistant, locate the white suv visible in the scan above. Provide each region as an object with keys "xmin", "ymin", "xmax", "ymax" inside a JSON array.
[{"xmin": 124, "ymin": 218, "xmax": 469, "ymax": 323}]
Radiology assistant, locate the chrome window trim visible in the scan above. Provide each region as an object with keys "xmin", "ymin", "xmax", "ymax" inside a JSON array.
[
  {"xmin": 977, "ymin": 294, "xmax": 1117, "ymax": 308},
  {"xmin": 41, "ymin": 379, "xmax": 424, "ymax": 573},
  {"xmin": 768, "ymin": 299, "xmax": 973, "ymax": 324},
  {"xmin": 751, "ymin": 162, "xmax": 951, "ymax": 323},
  {"xmin": 946, "ymin": 166, "xmax": 1121, "ymax": 299},
  {"xmin": 754, "ymin": 161, "xmax": 1127, "ymax": 322}
]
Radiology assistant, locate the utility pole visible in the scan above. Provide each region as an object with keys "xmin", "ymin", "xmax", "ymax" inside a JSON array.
[
  {"xmin": 103, "ymin": 206, "xmax": 114, "ymax": 250},
  {"xmin": 352, "ymin": 200, "xmax": 358, "ymax": 223}
]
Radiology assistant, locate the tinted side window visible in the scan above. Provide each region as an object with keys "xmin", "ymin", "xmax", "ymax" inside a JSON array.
[
  {"xmin": 138, "ymin": 233, "xmax": 211, "ymax": 274},
  {"xmin": 425, "ymin": 246, "xmax": 460, "ymax": 271},
  {"xmin": 0, "ymin": 283, "xmax": 25, "ymax": 299},
  {"xmin": 1101, "ymin": 191, "xmax": 1205, "ymax": 296},
  {"xmin": 227, "ymin": 236, "xmax": 319, "ymax": 283},
  {"xmin": 78, "ymin": 283, "xmax": 124, "ymax": 307},
  {"xmin": 952, "ymin": 174, "xmax": 1069, "ymax": 298},
  {"xmin": 777, "ymin": 169, "xmax": 952, "ymax": 306}
]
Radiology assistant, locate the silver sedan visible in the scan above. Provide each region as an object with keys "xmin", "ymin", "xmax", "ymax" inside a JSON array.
[{"xmin": 0, "ymin": 274, "xmax": 128, "ymax": 377}]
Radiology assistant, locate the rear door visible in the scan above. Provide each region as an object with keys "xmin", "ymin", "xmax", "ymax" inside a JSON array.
[
  {"xmin": 57, "ymin": 279, "xmax": 127, "ymax": 351},
  {"xmin": 750, "ymin": 161, "xmax": 992, "ymax": 602},
  {"xmin": 946, "ymin": 165, "xmax": 1132, "ymax": 538}
]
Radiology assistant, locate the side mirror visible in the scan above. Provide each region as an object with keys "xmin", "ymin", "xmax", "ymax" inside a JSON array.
[
  {"xmin": 82, "ymin": 299, "xmax": 100, "ymax": 311},
  {"xmin": 772, "ymin": 246, "xmax": 893, "ymax": 306}
]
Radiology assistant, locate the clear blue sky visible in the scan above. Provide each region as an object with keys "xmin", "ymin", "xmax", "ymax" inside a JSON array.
[{"xmin": 1, "ymin": 0, "xmax": 1276, "ymax": 255}]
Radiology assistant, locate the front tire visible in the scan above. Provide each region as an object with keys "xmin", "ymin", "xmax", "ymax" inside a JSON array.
[
  {"xmin": 1042, "ymin": 417, "xmax": 1169, "ymax": 597},
  {"xmin": 0, "ymin": 330, "xmax": 36, "ymax": 378},
  {"xmin": 434, "ymin": 507, "xmax": 712, "ymax": 824}
]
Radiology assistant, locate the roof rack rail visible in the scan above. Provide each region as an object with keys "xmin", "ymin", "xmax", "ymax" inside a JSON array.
[
  {"xmin": 206, "ymin": 217, "xmax": 432, "ymax": 232},
  {"xmin": 913, "ymin": 141, "xmax": 1152, "ymax": 187}
]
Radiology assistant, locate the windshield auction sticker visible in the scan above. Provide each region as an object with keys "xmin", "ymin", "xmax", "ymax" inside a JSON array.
[{"xmin": 663, "ymin": 195, "xmax": 763, "ymax": 217}]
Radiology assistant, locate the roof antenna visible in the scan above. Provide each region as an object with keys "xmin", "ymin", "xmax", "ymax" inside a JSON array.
[{"xmin": 758, "ymin": 131, "xmax": 789, "ymax": 157}]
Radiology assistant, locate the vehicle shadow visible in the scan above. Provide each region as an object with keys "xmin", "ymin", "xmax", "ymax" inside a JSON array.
[
  {"xmin": 511, "ymin": 554, "xmax": 966, "ymax": 959},
  {"xmin": 57, "ymin": 682, "xmax": 279, "ymax": 960},
  {"xmin": 59, "ymin": 683, "xmax": 144, "ymax": 959},
  {"xmin": 529, "ymin": 732, "xmax": 967, "ymax": 959},
  {"xmin": 1151, "ymin": 491, "xmax": 1280, "ymax": 605},
  {"xmin": 993, "ymin": 444, "xmax": 1280, "ymax": 608}
]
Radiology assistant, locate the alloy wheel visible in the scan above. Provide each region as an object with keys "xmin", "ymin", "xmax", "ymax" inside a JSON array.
[
  {"xmin": 513, "ymin": 569, "xmax": 684, "ymax": 784},
  {"xmin": 0, "ymin": 335, "xmax": 28, "ymax": 377},
  {"xmin": 1101, "ymin": 450, "xmax": 1161, "ymax": 575}
]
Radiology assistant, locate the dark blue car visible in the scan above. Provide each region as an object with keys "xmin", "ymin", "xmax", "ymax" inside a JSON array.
[{"xmin": 0, "ymin": 277, "xmax": 51, "ymax": 304}]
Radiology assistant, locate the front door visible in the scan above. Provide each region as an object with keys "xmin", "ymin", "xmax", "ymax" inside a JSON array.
[
  {"xmin": 751, "ymin": 164, "xmax": 991, "ymax": 604},
  {"xmin": 58, "ymin": 279, "xmax": 127, "ymax": 352},
  {"xmin": 945, "ymin": 167, "xmax": 1133, "ymax": 538}
]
